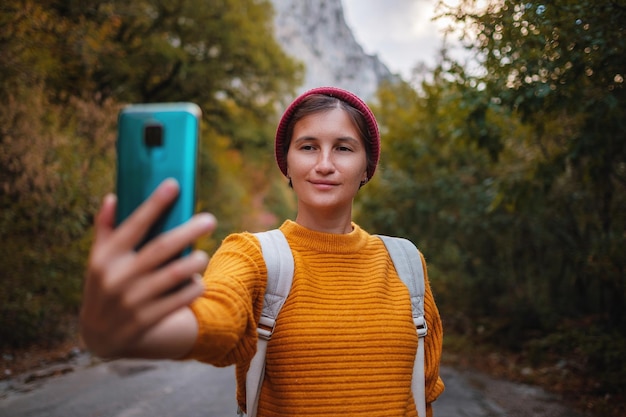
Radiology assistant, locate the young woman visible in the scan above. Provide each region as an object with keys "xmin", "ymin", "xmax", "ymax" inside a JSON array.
[{"xmin": 80, "ymin": 87, "xmax": 444, "ymax": 416}]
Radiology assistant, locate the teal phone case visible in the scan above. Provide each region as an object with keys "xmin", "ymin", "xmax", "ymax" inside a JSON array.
[{"xmin": 116, "ymin": 102, "xmax": 200, "ymax": 255}]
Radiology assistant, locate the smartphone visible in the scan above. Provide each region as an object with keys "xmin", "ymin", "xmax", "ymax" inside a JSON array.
[{"xmin": 116, "ymin": 102, "xmax": 201, "ymax": 257}]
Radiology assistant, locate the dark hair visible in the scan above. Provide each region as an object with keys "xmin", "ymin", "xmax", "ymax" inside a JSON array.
[{"xmin": 281, "ymin": 94, "xmax": 374, "ymax": 174}]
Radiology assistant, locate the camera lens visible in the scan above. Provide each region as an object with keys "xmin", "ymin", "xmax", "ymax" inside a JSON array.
[{"xmin": 144, "ymin": 124, "xmax": 163, "ymax": 147}]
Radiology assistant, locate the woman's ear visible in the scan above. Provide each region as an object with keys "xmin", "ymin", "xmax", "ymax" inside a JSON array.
[{"xmin": 359, "ymin": 172, "xmax": 369, "ymax": 188}]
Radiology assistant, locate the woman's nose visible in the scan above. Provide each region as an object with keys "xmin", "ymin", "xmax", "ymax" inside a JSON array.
[{"xmin": 315, "ymin": 149, "xmax": 335, "ymax": 173}]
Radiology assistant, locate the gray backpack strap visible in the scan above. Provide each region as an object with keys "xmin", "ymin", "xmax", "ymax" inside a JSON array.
[
  {"xmin": 377, "ymin": 235, "xmax": 427, "ymax": 417},
  {"xmin": 241, "ymin": 229, "xmax": 294, "ymax": 417}
]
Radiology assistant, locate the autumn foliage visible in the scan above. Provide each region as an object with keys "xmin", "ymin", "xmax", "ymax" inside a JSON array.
[{"xmin": 0, "ymin": 0, "xmax": 301, "ymax": 347}]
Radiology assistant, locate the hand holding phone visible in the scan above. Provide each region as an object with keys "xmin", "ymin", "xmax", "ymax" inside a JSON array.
[
  {"xmin": 81, "ymin": 182, "xmax": 216, "ymax": 359},
  {"xmin": 80, "ymin": 102, "xmax": 217, "ymax": 358}
]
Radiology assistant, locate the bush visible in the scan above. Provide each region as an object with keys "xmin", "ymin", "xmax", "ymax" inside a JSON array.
[{"xmin": 0, "ymin": 87, "xmax": 116, "ymax": 348}]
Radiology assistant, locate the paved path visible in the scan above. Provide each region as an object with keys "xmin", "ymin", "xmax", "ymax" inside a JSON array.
[{"xmin": 0, "ymin": 357, "xmax": 583, "ymax": 417}]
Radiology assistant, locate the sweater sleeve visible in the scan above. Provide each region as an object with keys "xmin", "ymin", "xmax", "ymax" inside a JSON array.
[
  {"xmin": 184, "ymin": 233, "xmax": 267, "ymax": 367},
  {"xmin": 421, "ymin": 252, "xmax": 445, "ymax": 416}
]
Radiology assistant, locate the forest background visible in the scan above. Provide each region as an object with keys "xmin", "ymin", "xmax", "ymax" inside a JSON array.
[{"xmin": 1, "ymin": 1, "xmax": 624, "ymax": 416}]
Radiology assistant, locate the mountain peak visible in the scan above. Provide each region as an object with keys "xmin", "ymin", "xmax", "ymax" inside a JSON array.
[{"xmin": 271, "ymin": 0, "xmax": 396, "ymax": 101}]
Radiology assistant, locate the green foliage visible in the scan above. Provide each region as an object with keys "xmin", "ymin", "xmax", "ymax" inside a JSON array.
[
  {"xmin": 46, "ymin": 0, "xmax": 302, "ymax": 133},
  {"xmin": 447, "ymin": 0, "xmax": 626, "ymax": 325}
]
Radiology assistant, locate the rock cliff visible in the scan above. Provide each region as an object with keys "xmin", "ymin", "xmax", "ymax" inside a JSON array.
[{"xmin": 271, "ymin": 0, "xmax": 395, "ymax": 100}]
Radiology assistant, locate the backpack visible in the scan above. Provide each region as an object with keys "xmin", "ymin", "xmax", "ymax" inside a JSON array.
[{"xmin": 239, "ymin": 229, "xmax": 428, "ymax": 417}]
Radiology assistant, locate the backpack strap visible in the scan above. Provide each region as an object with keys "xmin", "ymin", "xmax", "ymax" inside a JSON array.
[
  {"xmin": 241, "ymin": 229, "xmax": 294, "ymax": 417},
  {"xmin": 377, "ymin": 235, "xmax": 427, "ymax": 417}
]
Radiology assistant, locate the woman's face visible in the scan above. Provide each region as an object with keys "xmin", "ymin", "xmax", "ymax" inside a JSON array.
[{"xmin": 286, "ymin": 107, "xmax": 368, "ymax": 218}]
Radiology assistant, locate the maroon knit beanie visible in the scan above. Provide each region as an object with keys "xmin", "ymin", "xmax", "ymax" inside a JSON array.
[{"xmin": 275, "ymin": 86, "xmax": 381, "ymax": 180}]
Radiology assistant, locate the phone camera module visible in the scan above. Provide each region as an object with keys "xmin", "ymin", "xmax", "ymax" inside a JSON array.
[{"xmin": 144, "ymin": 124, "xmax": 163, "ymax": 147}]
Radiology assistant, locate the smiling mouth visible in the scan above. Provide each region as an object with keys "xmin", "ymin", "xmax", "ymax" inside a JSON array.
[{"xmin": 310, "ymin": 180, "xmax": 338, "ymax": 189}]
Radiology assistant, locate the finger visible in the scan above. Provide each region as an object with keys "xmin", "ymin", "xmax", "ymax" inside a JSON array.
[
  {"xmin": 127, "ymin": 250, "xmax": 209, "ymax": 306},
  {"xmin": 128, "ymin": 275, "xmax": 206, "ymax": 345},
  {"xmin": 133, "ymin": 212, "xmax": 216, "ymax": 273},
  {"xmin": 92, "ymin": 193, "xmax": 118, "ymax": 247},
  {"xmin": 88, "ymin": 193, "xmax": 120, "ymax": 279},
  {"xmin": 83, "ymin": 266, "xmax": 204, "ymax": 358},
  {"xmin": 112, "ymin": 178, "xmax": 181, "ymax": 253},
  {"xmin": 88, "ymin": 211, "xmax": 215, "ymax": 313}
]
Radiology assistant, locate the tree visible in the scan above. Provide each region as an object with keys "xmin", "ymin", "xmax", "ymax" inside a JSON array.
[{"xmin": 441, "ymin": 0, "xmax": 626, "ymax": 324}]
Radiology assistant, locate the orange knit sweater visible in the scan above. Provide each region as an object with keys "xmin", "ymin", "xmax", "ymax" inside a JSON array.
[{"xmin": 187, "ymin": 220, "xmax": 444, "ymax": 416}]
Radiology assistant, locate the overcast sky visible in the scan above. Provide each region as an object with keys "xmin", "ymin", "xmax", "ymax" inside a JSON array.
[{"xmin": 342, "ymin": 0, "xmax": 463, "ymax": 79}]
